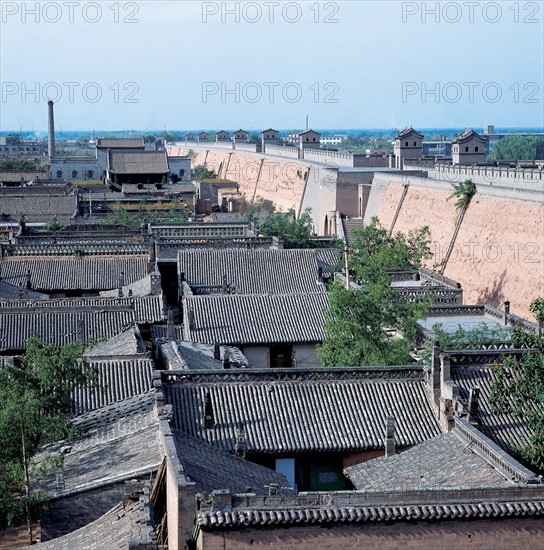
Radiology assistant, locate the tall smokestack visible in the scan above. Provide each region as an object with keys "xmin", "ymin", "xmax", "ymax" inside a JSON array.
[{"xmin": 48, "ymin": 100, "xmax": 55, "ymax": 159}]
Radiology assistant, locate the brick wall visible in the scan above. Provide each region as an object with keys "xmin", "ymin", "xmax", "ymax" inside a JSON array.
[{"xmin": 197, "ymin": 518, "xmax": 544, "ymax": 550}]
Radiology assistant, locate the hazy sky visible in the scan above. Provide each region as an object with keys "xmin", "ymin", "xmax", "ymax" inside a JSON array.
[{"xmin": 2, "ymin": 0, "xmax": 543, "ymax": 130}]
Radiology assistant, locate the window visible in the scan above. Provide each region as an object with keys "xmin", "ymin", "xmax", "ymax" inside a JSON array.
[
  {"xmin": 465, "ymin": 146, "xmax": 469, "ymax": 152},
  {"xmin": 56, "ymin": 170, "xmax": 62, "ymax": 178},
  {"xmin": 405, "ymin": 141, "xmax": 409, "ymax": 146},
  {"xmin": 179, "ymin": 169, "xmax": 185, "ymax": 177},
  {"xmin": 414, "ymin": 141, "xmax": 417, "ymax": 146},
  {"xmin": 313, "ymin": 137, "xmax": 316, "ymax": 141},
  {"xmin": 270, "ymin": 344, "xmax": 293, "ymax": 368},
  {"xmin": 475, "ymin": 146, "xmax": 479, "ymax": 152},
  {"xmin": 72, "ymin": 170, "xmax": 77, "ymax": 178},
  {"xmin": 87, "ymin": 170, "xmax": 93, "ymax": 178}
]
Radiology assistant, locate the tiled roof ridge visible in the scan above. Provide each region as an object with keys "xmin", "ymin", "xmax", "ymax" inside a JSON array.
[
  {"xmin": 160, "ymin": 365, "xmax": 426, "ymax": 383},
  {"xmin": 453, "ymin": 418, "xmax": 542, "ymax": 485},
  {"xmin": 196, "ymin": 497, "xmax": 544, "ymax": 529}
]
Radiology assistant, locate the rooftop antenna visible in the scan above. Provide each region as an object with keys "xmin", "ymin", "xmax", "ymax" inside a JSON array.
[{"xmin": 305, "ymin": 115, "xmax": 309, "ymax": 130}]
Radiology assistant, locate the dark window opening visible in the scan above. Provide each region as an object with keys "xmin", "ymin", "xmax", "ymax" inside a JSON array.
[{"xmin": 270, "ymin": 344, "xmax": 293, "ymax": 368}]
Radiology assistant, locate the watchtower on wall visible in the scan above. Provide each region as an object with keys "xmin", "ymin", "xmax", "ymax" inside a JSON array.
[{"xmin": 393, "ymin": 127, "xmax": 424, "ymax": 170}]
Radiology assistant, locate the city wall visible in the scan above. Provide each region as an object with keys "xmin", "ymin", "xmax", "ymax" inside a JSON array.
[
  {"xmin": 367, "ymin": 173, "xmax": 544, "ymax": 320},
  {"xmin": 167, "ymin": 145, "xmax": 337, "ymax": 234}
]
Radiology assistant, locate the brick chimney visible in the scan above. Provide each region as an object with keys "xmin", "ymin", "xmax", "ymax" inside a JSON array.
[
  {"xmin": 235, "ymin": 422, "xmax": 246, "ymax": 458},
  {"xmin": 47, "ymin": 100, "xmax": 56, "ymax": 160},
  {"xmin": 384, "ymin": 416, "xmax": 396, "ymax": 457},
  {"xmin": 468, "ymin": 386, "xmax": 480, "ymax": 422},
  {"xmin": 204, "ymin": 392, "xmax": 214, "ymax": 429}
]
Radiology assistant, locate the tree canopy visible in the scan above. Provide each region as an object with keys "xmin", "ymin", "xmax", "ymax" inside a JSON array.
[
  {"xmin": 317, "ymin": 218, "xmax": 432, "ymax": 367},
  {"xmin": 490, "ymin": 298, "xmax": 544, "ymax": 472},
  {"xmin": 243, "ymin": 198, "xmax": 315, "ymax": 249},
  {"xmin": 489, "ymin": 135, "xmax": 544, "ymax": 161},
  {"xmin": 0, "ymin": 337, "xmax": 96, "ymax": 534}
]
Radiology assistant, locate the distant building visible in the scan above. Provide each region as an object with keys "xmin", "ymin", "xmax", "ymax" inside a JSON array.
[
  {"xmin": 299, "ymin": 129, "xmax": 322, "ymax": 150},
  {"xmin": 451, "ymin": 129, "xmax": 487, "ymax": 165},
  {"xmin": 422, "ymin": 140, "xmax": 452, "ymax": 158},
  {"xmin": 106, "ymin": 150, "xmax": 170, "ymax": 187},
  {"xmin": 233, "ymin": 129, "xmax": 249, "ymax": 143},
  {"xmin": 185, "ymin": 132, "xmax": 197, "ymax": 142},
  {"xmin": 0, "ymin": 136, "xmax": 45, "ymax": 158},
  {"xmin": 393, "ymin": 127, "xmax": 424, "ymax": 170},
  {"xmin": 215, "ymin": 130, "xmax": 230, "ymax": 142},
  {"xmin": 320, "ymin": 135, "xmax": 347, "ymax": 146},
  {"xmin": 197, "ymin": 132, "xmax": 210, "ymax": 143}
]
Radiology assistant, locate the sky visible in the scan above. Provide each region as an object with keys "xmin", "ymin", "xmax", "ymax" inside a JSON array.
[{"xmin": 1, "ymin": 0, "xmax": 544, "ymax": 131}]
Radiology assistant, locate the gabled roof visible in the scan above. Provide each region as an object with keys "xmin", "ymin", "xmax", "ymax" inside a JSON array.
[
  {"xmin": 0, "ymin": 279, "xmax": 49, "ymax": 300},
  {"xmin": 0, "ymin": 255, "xmax": 149, "ymax": 290},
  {"xmin": 20, "ymin": 498, "xmax": 154, "ymax": 550},
  {"xmin": 451, "ymin": 129, "xmax": 487, "ymax": 144},
  {"xmin": 0, "ymin": 296, "xmax": 165, "ymax": 351},
  {"xmin": 108, "ymin": 150, "xmax": 169, "ymax": 174},
  {"xmin": 183, "ymin": 292, "xmax": 329, "ymax": 345},
  {"xmin": 173, "ymin": 430, "xmax": 291, "ymax": 495},
  {"xmin": 261, "ymin": 128, "xmax": 278, "ymax": 134},
  {"xmin": 95, "ymin": 137, "xmax": 145, "ymax": 149},
  {"xmin": 37, "ymin": 392, "xmax": 161, "ymax": 499},
  {"xmin": 84, "ymin": 326, "xmax": 146, "ymax": 357},
  {"xmin": 395, "ymin": 127, "xmax": 424, "ymax": 139},
  {"xmin": 299, "ymin": 129, "xmax": 321, "ymax": 136},
  {"xmin": 216, "ymin": 130, "xmax": 229, "ymax": 135},
  {"xmin": 234, "ymin": 129, "xmax": 248, "ymax": 134},
  {"xmin": 178, "ymin": 249, "xmax": 330, "ymax": 295},
  {"xmin": 198, "ymin": 131, "xmax": 210, "ymax": 136},
  {"xmin": 73, "ymin": 356, "xmax": 155, "ymax": 414},
  {"xmin": 99, "ymin": 274, "xmax": 156, "ymax": 298},
  {"xmin": 164, "ymin": 367, "xmax": 441, "ymax": 453},
  {"xmin": 345, "ymin": 429, "xmax": 520, "ymax": 491}
]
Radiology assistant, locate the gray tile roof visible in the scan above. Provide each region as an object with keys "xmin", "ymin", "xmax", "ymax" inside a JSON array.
[
  {"xmin": 452, "ymin": 129, "xmax": 487, "ymax": 144},
  {"xmin": 20, "ymin": 498, "xmax": 153, "ymax": 550},
  {"xmin": 0, "ymin": 193, "xmax": 77, "ymax": 223},
  {"xmin": 197, "ymin": 491, "xmax": 544, "ymax": 529},
  {"xmin": 173, "ymin": 430, "xmax": 291, "ymax": 495},
  {"xmin": 37, "ymin": 392, "xmax": 161, "ymax": 499},
  {"xmin": 96, "ymin": 137, "xmax": 144, "ymax": 149},
  {"xmin": 99, "ymin": 274, "xmax": 154, "ymax": 297},
  {"xmin": 0, "ymin": 296, "xmax": 165, "ymax": 351},
  {"xmin": 0, "ymin": 255, "xmax": 149, "ymax": 290},
  {"xmin": 178, "ymin": 249, "xmax": 336, "ymax": 295},
  {"xmin": 74, "ymin": 357, "xmax": 155, "ymax": 415},
  {"xmin": 183, "ymin": 293, "xmax": 329, "ymax": 345},
  {"xmin": 109, "ymin": 150, "xmax": 169, "ymax": 174},
  {"xmin": 0, "ymin": 279, "xmax": 49, "ymax": 300},
  {"xmin": 8, "ymin": 241, "xmax": 149, "ymax": 256},
  {"xmin": 164, "ymin": 368, "xmax": 441, "ymax": 453},
  {"xmin": 345, "ymin": 431, "xmax": 513, "ymax": 491},
  {"xmin": 159, "ymin": 340, "xmax": 249, "ymax": 371},
  {"xmin": 395, "ymin": 127, "xmax": 424, "ymax": 139},
  {"xmin": 85, "ymin": 327, "xmax": 147, "ymax": 357}
]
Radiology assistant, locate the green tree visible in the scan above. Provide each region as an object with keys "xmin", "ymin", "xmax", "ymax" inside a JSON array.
[
  {"xmin": 318, "ymin": 218, "xmax": 432, "ymax": 367},
  {"xmin": 439, "ymin": 179, "xmax": 476, "ymax": 274},
  {"xmin": 194, "ymin": 165, "xmax": 217, "ymax": 180},
  {"xmin": 490, "ymin": 298, "xmax": 544, "ymax": 472},
  {"xmin": 0, "ymin": 337, "xmax": 96, "ymax": 541},
  {"xmin": 259, "ymin": 208, "xmax": 314, "ymax": 249},
  {"xmin": 490, "ymin": 135, "xmax": 544, "ymax": 161}
]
